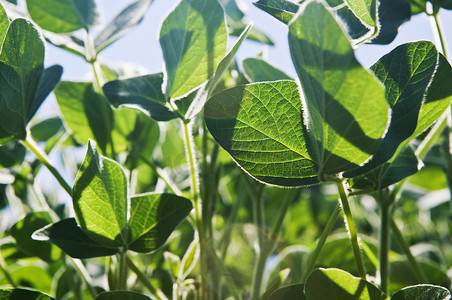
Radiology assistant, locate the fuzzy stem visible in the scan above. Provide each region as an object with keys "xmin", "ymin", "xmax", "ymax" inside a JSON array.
[
  {"xmin": 117, "ymin": 250, "xmax": 128, "ymax": 290},
  {"xmin": 250, "ymin": 185, "xmax": 266, "ymax": 299},
  {"xmin": 337, "ymin": 180, "xmax": 367, "ymax": 280},
  {"xmin": 22, "ymin": 136, "xmax": 72, "ymax": 196},
  {"xmin": 301, "ymin": 203, "xmax": 341, "ymax": 282}
]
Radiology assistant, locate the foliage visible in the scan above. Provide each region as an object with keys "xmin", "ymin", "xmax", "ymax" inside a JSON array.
[{"xmin": 0, "ymin": 0, "xmax": 452, "ymax": 299}]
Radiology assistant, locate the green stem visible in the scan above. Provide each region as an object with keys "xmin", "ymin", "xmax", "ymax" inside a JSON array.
[
  {"xmin": 337, "ymin": 180, "xmax": 367, "ymax": 280},
  {"xmin": 250, "ymin": 185, "xmax": 266, "ymax": 300},
  {"xmin": 389, "ymin": 219, "xmax": 427, "ymax": 282},
  {"xmin": 301, "ymin": 203, "xmax": 341, "ymax": 283},
  {"xmin": 70, "ymin": 258, "xmax": 97, "ymax": 298},
  {"xmin": 431, "ymin": 12, "xmax": 448, "ymax": 57},
  {"xmin": 22, "ymin": 136, "xmax": 72, "ymax": 196},
  {"xmin": 126, "ymin": 256, "xmax": 168, "ymax": 300},
  {"xmin": 377, "ymin": 191, "xmax": 390, "ymax": 295},
  {"xmin": 0, "ymin": 250, "xmax": 16, "ymax": 288},
  {"xmin": 117, "ymin": 250, "xmax": 128, "ymax": 290}
]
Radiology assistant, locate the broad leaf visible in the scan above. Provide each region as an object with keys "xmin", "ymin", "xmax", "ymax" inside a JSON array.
[
  {"xmin": 25, "ymin": 0, "xmax": 84, "ymax": 33},
  {"xmin": 30, "ymin": 65, "xmax": 63, "ymax": 122},
  {"xmin": 288, "ymin": 1, "xmax": 389, "ymax": 177},
  {"xmin": 205, "ymin": 80, "xmax": 319, "ymax": 187},
  {"xmin": 0, "ymin": 2, "xmax": 9, "ymax": 47},
  {"xmin": 30, "ymin": 117, "xmax": 64, "ymax": 142},
  {"xmin": 0, "ymin": 289, "xmax": 54, "ymax": 300},
  {"xmin": 32, "ymin": 218, "xmax": 119, "ymax": 259},
  {"xmin": 0, "ymin": 19, "xmax": 45, "ymax": 144},
  {"xmin": 44, "ymin": 31, "xmax": 86, "ymax": 57},
  {"xmin": 268, "ymin": 284, "xmax": 306, "ymax": 300},
  {"xmin": 253, "ymin": 0, "xmax": 299, "ymax": 24},
  {"xmin": 370, "ymin": 0, "xmax": 410, "ymax": 45},
  {"xmin": 220, "ymin": 0, "xmax": 244, "ymax": 22},
  {"xmin": 228, "ymin": 20, "xmax": 274, "ymax": 45},
  {"xmin": 95, "ymin": 291, "xmax": 151, "ymax": 300},
  {"xmin": 128, "ymin": 193, "xmax": 193, "ymax": 252},
  {"xmin": 72, "ymin": 0, "xmax": 101, "ymax": 28},
  {"xmin": 345, "ymin": 0, "xmax": 378, "ymax": 29},
  {"xmin": 391, "ymin": 284, "xmax": 451, "ymax": 300},
  {"xmin": 185, "ymin": 22, "xmax": 252, "ymax": 120},
  {"xmin": 103, "ymin": 73, "xmax": 177, "ymax": 122},
  {"xmin": 305, "ymin": 268, "xmax": 388, "ymax": 300},
  {"xmin": 243, "ymin": 57, "xmax": 292, "ymax": 82},
  {"xmin": 160, "ymin": 0, "xmax": 227, "ymax": 99},
  {"xmin": 0, "ymin": 141, "xmax": 25, "ymax": 168},
  {"xmin": 11, "ymin": 212, "xmax": 61, "ymax": 262},
  {"xmin": 344, "ymin": 42, "xmax": 452, "ymax": 178},
  {"xmin": 73, "ymin": 140, "xmax": 128, "ymax": 247},
  {"xmin": 4, "ymin": 267, "xmax": 53, "ymax": 294},
  {"xmin": 94, "ymin": 0, "xmax": 152, "ymax": 53}
]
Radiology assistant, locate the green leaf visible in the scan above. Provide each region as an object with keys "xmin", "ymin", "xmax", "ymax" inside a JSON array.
[
  {"xmin": 94, "ymin": 0, "xmax": 152, "ymax": 53},
  {"xmin": 0, "ymin": 19, "xmax": 44, "ymax": 144},
  {"xmin": 220, "ymin": 0, "xmax": 244, "ymax": 22},
  {"xmin": 55, "ymin": 81, "xmax": 112, "ymax": 153},
  {"xmin": 95, "ymin": 291, "xmax": 151, "ymax": 300},
  {"xmin": 345, "ymin": 42, "xmax": 452, "ymax": 178},
  {"xmin": 128, "ymin": 193, "xmax": 192, "ymax": 252},
  {"xmin": 345, "ymin": 0, "xmax": 378, "ymax": 29},
  {"xmin": 72, "ymin": 0, "xmax": 101, "ymax": 28},
  {"xmin": 288, "ymin": 1, "xmax": 389, "ymax": 176},
  {"xmin": 25, "ymin": 0, "xmax": 84, "ymax": 33},
  {"xmin": 11, "ymin": 212, "xmax": 61, "ymax": 262},
  {"xmin": 185, "ymin": 22, "xmax": 252, "ymax": 120},
  {"xmin": 228, "ymin": 20, "xmax": 274, "ymax": 45},
  {"xmin": 370, "ymin": 0, "xmax": 411, "ymax": 45},
  {"xmin": 305, "ymin": 268, "xmax": 388, "ymax": 300},
  {"xmin": 409, "ymin": 0, "xmax": 426, "ymax": 14},
  {"xmin": 6, "ymin": 267, "xmax": 53, "ymax": 295},
  {"xmin": 44, "ymin": 31, "xmax": 86, "ymax": 57},
  {"xmin": 391, "ymin": 284, "xmax": 451, "ymax": 300},
  {"xmin": 103, "ymin": 73, "xmax": 177, "ymax": 122},
  {"xmin": 243, "ymin": 57, "xmax": 292, "ymax": 82},
  {"xmin": 0, "ymin": 3, "xmax": 9, "ymax": 48},
  {"xmin": 253, "ymin": 0, "xmax": 299, "ymax": 24},
  {"xmin": 0, "ymin": 141, "xmax": 25, "ymax": 168},
  {"xmin": 32, "ymin": 218, "xmax": 119, "ymax": 259},
  {"xmin": 73, "ymin": 140, "xmax": 128, "ymax": 248},
  {"xmin": 160, "ymin": 0, "xmax": 227, "ymax": 99},
  {"xmin": 30, "ymin": 117, "xmax": 63, "ymax": 142},
  {"xmin": 0, "ymin": 288, "xmax": 55, "ymax": 300},
  {"xmin": 205, "ymin": 80, "xmax": 319, "ymax": 187},
  {"xmin": 268, "ymin": 284, "xmax": 306, "ymax": 300}
]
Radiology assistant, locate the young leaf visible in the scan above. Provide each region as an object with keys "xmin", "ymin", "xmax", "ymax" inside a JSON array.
[
  {"xmin": 243, "ymin": 57, "xmax": 292, "ymax": 82},
  {"xmin": 73, "ymin": 140, "xmax": 128, "ymax": 248},
  {"xmin": 25, "ymin": 0, "xmax": 84, "ymax": 33},
  {"xmin": 0, "ymin": 288, "xmax": 55, "ymax": 300},
  {"xmin": 344, "ymin": 42, "xmax": 452, "ymax": 178},
  {"xmin": 103, "ymin": 73, "xmax": 177, "ymax": 122},
  {"xmin": 253, "ymin": 0, "xmax": 300, "ymax": 24},
  {"xmin": 32, "ymin": 218, "xmax": 119, "ymax": 259},
  {"xmin": 305, "ymin": 268, "xmax": 388, "ymax": 300},
  {"xmin": 391, "ymin": 284, "xmax": 451, "ymax": 300},
  {"xmin": 11, "ymin": 212, "xmax": 61, "ymax": 262},
  {"xmin": 268, "ymin": 284, "xmax": 306, "ymax": 300},
  {"xmin": 288, "ymin": 1, "xmax": 389, "ymax": 176},
  {"xmin": 128, "ymin": 193, "xmax": 193, "ymax": 252},
  {"xmin": 160, "ymin": 0, "xmax": 227, "ymax": 99},
  {"xmin": 94, "ymin": 0, "xmax": 152, "ymax": 53},
  {"xmin": 95, "ymin": 291, "xmax": 151, "ymax": 300},
  {"xmin": 0, "ymin": 19, "xmax": 46, "ymax": 144},
  {"xmin": 205, "ymin": 80, "xmax": 319, "ymax": 187}
]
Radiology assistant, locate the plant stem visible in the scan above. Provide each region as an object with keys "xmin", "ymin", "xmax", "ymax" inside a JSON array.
[
  {"xmin": 377, "ymin": 190, "xmax": 390, "ymax": 294},
  {"xmin": 70, "ymin": 258, "xmax": 97, "ymax": 298},
  {"xmin": 22, "ymin": 136, "xmax": 72, "ymax": 196},
  {"xmin": 250, "ymin": 184, "xmax": 266, "ymax": 300},
  {"xmin": 431, "ymin": 12, "xmax": 448, "ymax": 57},
  {"xmin": 126, "ymin": 256, "xmax": 168, "ymax": 300},
  {"xmin": 117, "ymin": 250, "xmax": 128, "ymax": 290},
  {"xmin": 0, "ymin": 250, "xmax": 16, "ymax": 288},
  {"xmin": 337, "ymin": 180, "xmax": 367, "ymax": 280},
  {"xmin": 301, "ymin": 203, "xmax": 341, "ymax": 282},
  {"xmin": 389, "ymin": 219, "xmax": 427, "ymax": 282}
]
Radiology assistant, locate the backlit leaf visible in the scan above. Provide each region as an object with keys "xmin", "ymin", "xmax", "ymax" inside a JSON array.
[
  {"xmin": 72, "ymin": 0, "xmax": 101, "ymax": 28},
  {"xmin": 160, "ymin": 0, "xmax": 227, "ymax": 99},
  {"xmin": 345, "ymin": 0, "xmax": 378, "ymax": 29},
  {"xmin": 0, "ymin": 288, "xmax": 54, "ymax": 300},
  {"xmin": 391, "ymin": 284, "xmax": 451, "ymax": 300},
  {"xmin": 0, "ymin": 2, "xmax": 9, "ymax": 47},
  {"xmin": 243, "ymin": 57, "xmax": 292, "ymax": 82},
  {"xmin": 253, "ymin": 0, "xmax": 299, "ymax": 24}
]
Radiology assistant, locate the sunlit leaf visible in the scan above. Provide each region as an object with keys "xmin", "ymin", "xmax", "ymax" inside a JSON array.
[
  {"xmin": 243, "ymin": 57, "xmax": 291, "ymax": 82},
  {"xmin": 345, "ymin": 0, "xmax": 378, "ymax": 29},
  {"xmin": 253, "ymin": 0, "xmax": 299, "ymax": 24},
  {"xmin": 0, "ymin": 288, "xmax": 54, "ymax": 300},
  {"xmin": 391, "ymin": 284, "xmax": 451, "ymax": 300},
  {"xmin": 160, "ymin": 0, "xmax": 227, "ymax": 99}
]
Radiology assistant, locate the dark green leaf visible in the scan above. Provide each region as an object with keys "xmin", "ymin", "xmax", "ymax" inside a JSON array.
[
  {"xmin": 345, "ymin": 42, "xmax": 452, "ymax": 178},
  {"xmin": 220, "ymin": 0, "xmax": 244, "ymax": 22},
  {"xmin": 160, "ymin": 0, "xmax": 227, "ymax": 98},
  {"xmin": 253, "ymin": 0, "xmax": 299, "ymax": 24},
  {"xmin": 11, "ymin": 212, "xmax": 61, "ymax": 262},
  {"xmin": 32, "ymin": 218, "xmax": 119, "ymax": 259},
  {"xmin": 25, "ymin": 0, "xmax": 84, "ymax": 33},
  {"xmin": 0, "ymin": 19, "xmax": 44, "ymax": 144},
  {"xmin": 95, "ymin": 291, "xmax": 151, "ymax": 300},
  {"xmin": 94, "ymin": 0, "xmax": 152, "ymax": 53},
  {"xmin": 268, "ymin": 284, "xmax": 306, "ymax": 300},
  {"xmin": 205, "ymin": 80, "xmax": 319, "ymax": 186},
  {"xmin": 391, "ymin": 284, "xmax": 451, "ymax": 300},
  {"xmin": 0, "ymin": 288, "xmax": 54, "ymax": 300},
  {"xmin": 243, "ymin": 57, "xmax": 291, "ymax": 82},
  {"xmin": 305, "ymin": 268, "xmax": 388, "ymax": 300},
  {"xmin": 128, "ymin": 193, "xmax": 192, "ymax": 252},
  {"xmin": 0, "ymin": 2, "xmax": 9, "ymax": 48},
  {"xmin": 289, "ymin": 1, "xmax": 389, "ymax": 177},
  {"xmin": 370, "ymin": 0, "xmax": 411, "ymax": 45},
  {"xmin": 30, "ymin": 117, "xmax": 64, "ymax": 142},
  {"xmin": 103, "ymin": 73, "xmax": 177, "ymax": 122},
  {"xmin": 55, "ymin": 81, "xmax": 112, "ymax": 154},
  {"xmin": 0, "ymin": 141, "xmax": 25, "ymax": 168},
  {"xmin": 0, "ymin": 184, "xmax": 6, "ymax": 209},
  {"xmin": 73, "ymin": 140, "xmax": 128, "ymax": 248},
  {"xmin": 409, "ymin": 0, "xmax": 426, "ymax": 14},
  {"xmin": 28, "ymin": 65, "xmax": 63, "ymax": 122},
  {"xmin": 72, "ymin": 0, "xmax": 101, "ymax": 28}
]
